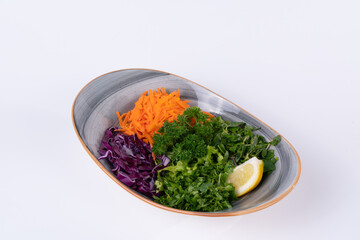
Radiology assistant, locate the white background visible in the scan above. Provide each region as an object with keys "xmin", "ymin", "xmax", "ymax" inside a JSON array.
[{"xmin": 1, "ymin": 0, "xmax": 359, "ymax": 239}]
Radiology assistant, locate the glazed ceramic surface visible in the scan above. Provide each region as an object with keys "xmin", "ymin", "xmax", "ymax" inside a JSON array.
[{"xmin": 72, "ymin": 69, "xmax": 301, "ymax": 216}]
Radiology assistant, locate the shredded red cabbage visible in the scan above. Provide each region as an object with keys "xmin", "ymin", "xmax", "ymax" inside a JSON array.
[{"xmin": 98, "ymin": 128, "xmax": 169, "ymax": 197}]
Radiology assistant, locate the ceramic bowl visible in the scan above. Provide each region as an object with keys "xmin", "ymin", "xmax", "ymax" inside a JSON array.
[{"xmin": 72, "ymin": 68, "xmax": 301, "ymax": 217}]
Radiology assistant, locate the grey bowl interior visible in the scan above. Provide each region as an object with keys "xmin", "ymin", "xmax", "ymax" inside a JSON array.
[{"xmin": 72, "ymin": 69, "xmax": 300, "ymax": 215}]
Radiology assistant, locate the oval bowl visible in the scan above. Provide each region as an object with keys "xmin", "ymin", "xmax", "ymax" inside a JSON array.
[{"xmin": 72, "ymin": 68, "xmax": 301, "ymax": 217}]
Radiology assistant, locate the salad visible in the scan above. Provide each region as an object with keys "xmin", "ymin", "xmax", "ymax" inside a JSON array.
[{"xmin": 98, "ymin": 88, "xmax": 281, "ymax": 212}]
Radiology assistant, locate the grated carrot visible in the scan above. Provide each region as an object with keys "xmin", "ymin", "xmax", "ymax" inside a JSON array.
[{"xmin": 116, "ymin": 88, "xmax": 191, "ymax": 146}]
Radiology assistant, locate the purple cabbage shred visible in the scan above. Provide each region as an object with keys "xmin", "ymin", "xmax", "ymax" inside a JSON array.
[{"xmin": 98, "ymin": 128, "xmax": 169, "ymax": 197}]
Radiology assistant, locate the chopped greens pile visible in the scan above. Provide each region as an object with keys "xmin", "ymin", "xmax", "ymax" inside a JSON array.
[
  {"xmin": 98, "ymin": 90, "xmax": 281, "ymax": 212},
  {"xmin": 151, "ymin": 107, "xmax": 280, "ymax": 211}
]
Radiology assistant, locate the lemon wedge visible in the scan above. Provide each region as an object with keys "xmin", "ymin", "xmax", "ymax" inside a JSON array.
[{"xmin": 227, "ymin": 157, "xmax": 264, "ymax": 197}]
